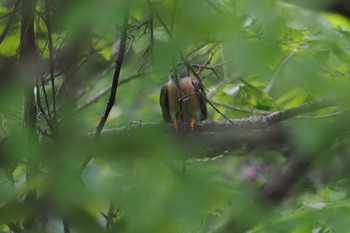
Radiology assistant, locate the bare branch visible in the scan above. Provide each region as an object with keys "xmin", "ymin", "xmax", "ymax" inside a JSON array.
[
  {"xmin": 185, "ymin": 41, "xmax": 221, "ymax": 59},
  {"xmin": 196, "ymin": 47, "xmax": 219, "ymax": 75},
  {"xmin": 100, "ymin": 98, "xmax": 338, "ymax": 135},
  {"xmin": 105, "ymin": 203, "xmax": 115, "ymax": 231},
  {"xmin": 95, "ymin": 2, "xmax": 129, "ymax": 136},
  {"xmin": 210, "ymin": 100, "xmax": 271, "ymax": 115},
  {"xmin": 205, "ymin": 97, "xmax": 234, "ymax": 124},
  {"xmin": 239, "ymin": 85, "xmax": 256, "ymax": 115},
  {"xmin": 20, "ymin": 0, "xmax": 38, "ymax": 231},
  {"xmin": 149, "ymin": 1, "xmax": 203, "ymax": 83},
  {"xmin": 79, "ymin": 1, "xmax": 130, "ymax": 173},
  {"xmin": 74, "ymin": 72, "xmax": 148, "ymax": 113},
  {"xmin": 149, "ymin": 4, "xmax": 234, "ymax": 124},
  {"xmin": 44, "ymin": 0, "xmax": 58, "ymax": 133},
  {"xmin": 35, "ymin": 81, "xmax": 54, "ymax": 131},
  {"xmin": 206, "ymin": 72, "xmax": 241, "ymax": 98}
]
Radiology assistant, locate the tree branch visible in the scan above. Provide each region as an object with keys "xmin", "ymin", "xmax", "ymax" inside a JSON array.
[
  {"xmin": 96, "ymin": 98, "xmax": 337, "ymax": 144},
  {"xmin": 20, "ymin": 0, "xmax": 38, "ymax": 231},
  {"xmin": 44, "ymin": 0, "xmax": 58, "ymax": 134},
  {"xmin": 79, "ymin": 1, "xmax": 130, "ymax": 173},
  {"xmin": 75, "ymin": 72, "xmax": 148, "ymax": 113},
  {"xmin": 94, "ymin": 2, "xmax": 130, "ymax": 136},
  {"xmin": 105, "ymin": 203, "xmax": 115, "ymax": 231},
  {"xmin": 261, "ymin": 157, "xmax": 311, "ymax": 202},
  {"xmin": 0, "ymin": 0, "xmax": 20, "ymax": 44},
  {"xmin": 99, "ymin": 98, "xmax": 338, "ymax": 136},
  {"xmin": 210, "ymin": 100, "xmax": 271, "ymax": 115}
]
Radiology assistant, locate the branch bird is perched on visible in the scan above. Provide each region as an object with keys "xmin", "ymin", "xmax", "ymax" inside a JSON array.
[{"xmin": 160, "ymin": 67, "xmax": 207, "ymax": 130}]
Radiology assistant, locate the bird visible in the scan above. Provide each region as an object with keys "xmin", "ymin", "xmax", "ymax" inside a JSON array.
[{"xmin": 160, "ymin": 67, "xmax": 207, "ymax": 130}]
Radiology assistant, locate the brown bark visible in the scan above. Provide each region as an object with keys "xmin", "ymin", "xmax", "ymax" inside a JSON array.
[{"xmin": 20, "ymin": 0, "xmax": 38, "ymax": 230}]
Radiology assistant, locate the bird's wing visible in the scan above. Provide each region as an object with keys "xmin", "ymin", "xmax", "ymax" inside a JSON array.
[
  {"xmin": 160, "ymin": 84, "xmax": 172, "ymax": 122},
  {"xmin": 199, "ymin": 93, "xmax": 207, "ymax": 120},
  {"xmin": 191, "ymin": 78, "xmax": 207, "ymax": 120}
]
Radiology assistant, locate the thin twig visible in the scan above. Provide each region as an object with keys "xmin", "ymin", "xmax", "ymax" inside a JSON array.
[
  {"xmin": 20, "ymin": 0, "xmax": 37, "ymax": 136},
  {"xmin": 136, "ymin": 15, "xmax": 153, "ymax": 73},
  {"xmin": 150, "ymin": 3, "xmax": 233, "ymax": 124},
  {"xmin": 259, "ymin": 97, "xmax": 338, "ymax": 126},
  {"xmin": 297, "ymin": 109, "xmax": 349, "ymax": 119},
  {"xmin": 35, "ymin": 81, "xmax": 54, "ymax": 131},
  {"xmin": 100, "ymin": 212, "xmax": 108, "ymax": 220},
  {"xmin": 0, "ymin": 11, "xmax": 14, "ymax": 20},
  {"xmin": 238, "ymin": 77, "xmax": 265, "ymax": 94},
  {"xmin": 79, "ymin": 1, "xmax": 130, "ymax": 173},
  {"xmin": 34, "ymin": 1, "xmax": 42, "ymax": 47},
  {"xmin": 191, "ymin": 50, "xmax": 224, "ymax": 80},
  {"xmin": 75, "ymin": 63, "xmax": 115, "ymax": 100},
  {"xmin": 105, "ymin": 203, "xmax": 115, "ymax": 231},
  {"xmin": 211, "ymin": 100, "xmax": 271, "ymax": 115},
  {"xmin": 192, "ymin": 61, "xmax": 233, "ymax": 79},
  {"xmin": 206, "ymin": 72, "xmax": 241, "ymax": 98},
  {"xmin": 40, "ymin": 75, "xmax": 53, "ymax": 123},
  {"xmin": 41, "ymin": 0, "xmax": 58, "ymax": 135},
  {"xmin": 264, "ymin": 51, "xmax": 295, "ymax": 93},
  {"xmin": 170, "ymin": 0, "xmax": 179, "ymax": 35},
  {"xmin": 74, "ymin": 72, "xmax": 148, "ymax": 113},
  {"xmin": 149, "ymin": 1, "xmax": 202, "ymax": 82},
  {"xmin": 20, "ymin": 0, "xmax": 38, "ymax": 230},
  {"xmin": 137, "ymin": 44, "xmax": 151, "ymax": 73},
  {"xmin": 53, "ymin": 41, "xmax": 113, "ymax": 100},
  {"xmin": 204, "ymin": 0, "xmax": 223, "ymax": 13},
  {"xmin": 179, "ymin": 92, "xmax": 200, "ymax": 102},
  {"xmin": 196, "ymin": 47, "xmax": 219, "ymax": 75},
  {"xmin": 239, "ymin": 85, "xmax": 256, "ymax": 115},
  {"xmin": 0, "ymin": 0, "xmax": 20, "ymax": 44},
  {"xmin": 44, "ymin": 0, "xmax": 58, "ymax": 133},
  {"xmin": 43, "ymin": 43, "xmax": 113, "ymax": 83},
  {"xmin": 185, "ymin": 41, "xmax": 221, "ymax": 59},
  {"xmin": 192, "ymin": 63, "xmax": 221, "ymax": 79},
  {"xmin": 220, "ymin": 45, "xmax": 229, "ymax": 79},
  {"xmin": 205, "ymin": 97, "xmax": 234, "ymax": 124},
  {"xmin": 149, "ymin": 13, "xmax": 154, "ymax": 60},
  {"xmin": 134, "ymin": 21, "xmax": 150, "ymax": 42},
  {"xmin": 95, "ymin": 2, "xmax": 129, "ymax": 136}
]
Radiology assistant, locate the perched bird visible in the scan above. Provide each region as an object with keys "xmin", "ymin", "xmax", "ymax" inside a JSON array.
[{"xmin": 160, "ymin": 67, "xmax": 207, "ymax": 130}]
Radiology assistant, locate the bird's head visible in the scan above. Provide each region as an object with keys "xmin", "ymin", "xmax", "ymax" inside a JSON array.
[{"xmin": 169, "ymin": 65, "xmax": 189, "ymax": 81}]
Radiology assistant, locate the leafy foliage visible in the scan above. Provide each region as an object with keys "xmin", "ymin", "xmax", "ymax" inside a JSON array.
[{"xmin": 0, "ymin": 0, "xmax": 350, "ymax": 232}]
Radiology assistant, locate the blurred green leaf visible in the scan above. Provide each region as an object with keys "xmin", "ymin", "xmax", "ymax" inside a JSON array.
[{"xmin": 1, "ymin": 0, "xmax": 350, "ymax": 232}]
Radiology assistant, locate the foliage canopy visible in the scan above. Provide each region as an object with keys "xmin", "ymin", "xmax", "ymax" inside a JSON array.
[{"xmin": 1, "ymin": 0, "xmax": 350, "ymax": 232}]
